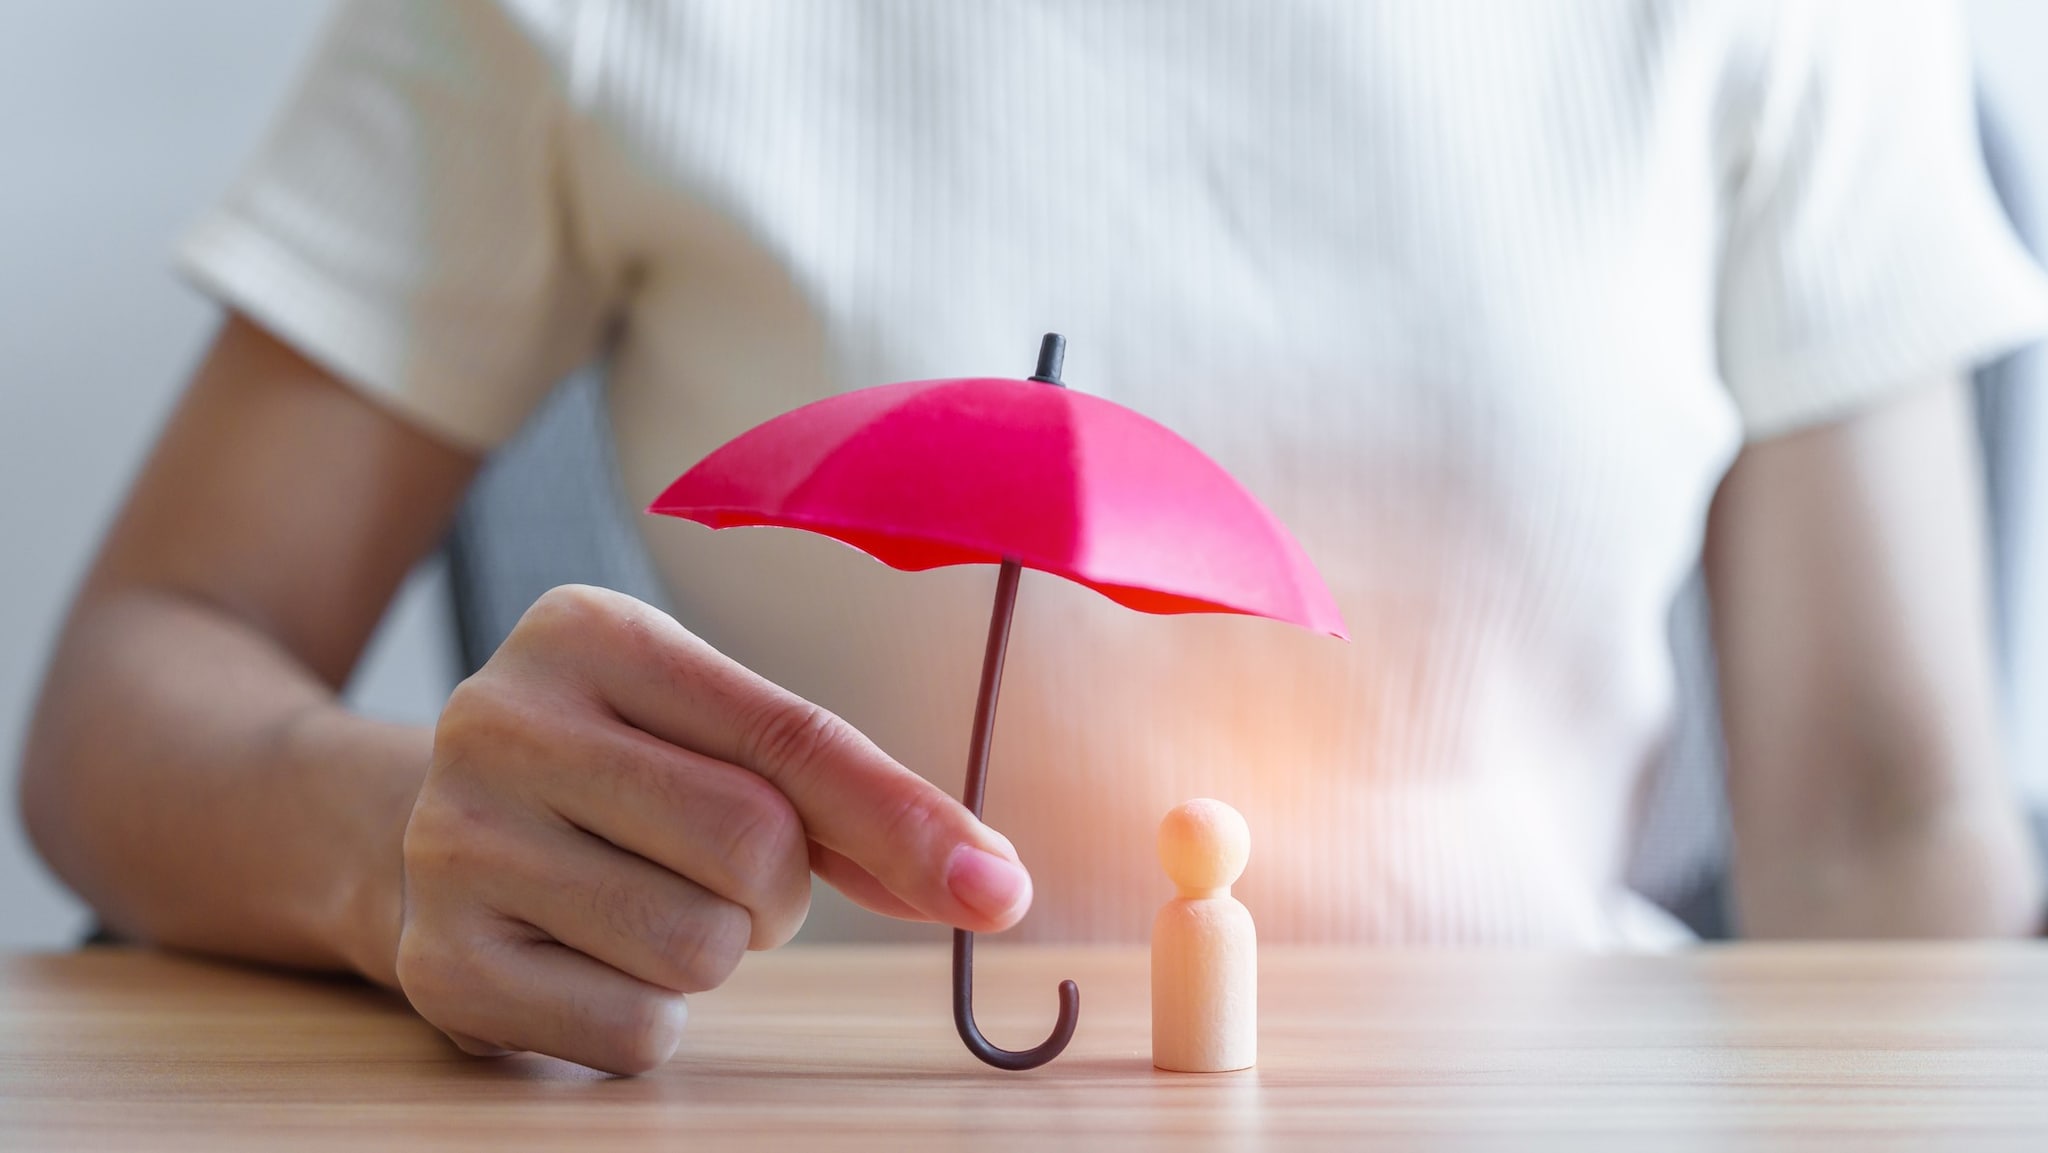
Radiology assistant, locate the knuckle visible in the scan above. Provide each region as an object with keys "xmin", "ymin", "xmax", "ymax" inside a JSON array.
[
  {"xmin": 879, "ymin": 787, "xmax": 950, "ymax": 855},
  {"xmin": 433, "ymin": 676, "xmax": 526, "ymax": 762},
  {"xmin": 613, "ymin": 604, "xmax": 669, "ymax": 665},
  {"xmin": 740, "ymin": 698, "xmax": 856, "ymax": 782},
  {"xmin": 511, "ymin": 585, "xmax": 678, "ymax": 679},
  {"xmin": 432, "ymin": 679, "xmax": 491, "ymax": 751},
  {"xmin": 393, "ymin": 924, "xmax": 470, "ymax": 1019},
  {"xmin": 430, "ymin": 680, "xmax": 560, "ymax": 798},
  {"xmin": 401, "ymin": 774, "xmax": 493, "ymax": 868},
  {"xmin": 521, "ymin": 584, "xmax": 614, "ymax": 639},
  {"xmin": 401, "ymin": 808, "xmax": 535, "ymax": 944},
  {"xmin": 657, "ymin": 901, "xmax": 750, "ymax": 994},
  {"xmin": 713, "ymin": 781, "xmax": 811, "ymax": 949},
  {"xmin": 587, "ymin": 873, "xmax": 649, "ymax": 947},
  {"xmin": 755, "ymin": 886, "xmax": 812, "ymax": 951},
  {"xmin": 601, "ymin": 993, "xmax": 689, "ymax": 1075},
  {"xmin": 715, "ymin": 779, "xmax": 808, "ymax": 902},
  {"xmin": 399, "ymin": 797, "xmax": 463, "ymax": 877}
]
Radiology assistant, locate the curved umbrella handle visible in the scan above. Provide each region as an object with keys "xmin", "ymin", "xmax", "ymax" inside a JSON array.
[
  {"xmin": 954, "ymin": 927, "xmax": 1079, "ymax": 1070},
  {"xmin": 953, "ymin": 555, "xmax": 1078, "ymax": 1070}
]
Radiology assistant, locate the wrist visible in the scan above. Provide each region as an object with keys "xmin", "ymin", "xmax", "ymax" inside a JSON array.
[
  {"xmin": 334, "ymin": 817, "xmax": 408, "ymax": 989},
  {"xmin": 295, "ymin": 708, "xmax": 429, "ymax": 988}
]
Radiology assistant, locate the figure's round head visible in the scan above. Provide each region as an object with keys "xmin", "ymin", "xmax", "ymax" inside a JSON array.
[{"xmin": 1157, "ymin": 798, "xmax": 1250, "ymax": 892}]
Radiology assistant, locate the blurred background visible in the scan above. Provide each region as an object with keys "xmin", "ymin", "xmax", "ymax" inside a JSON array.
[{"xmin": 2, "ymin": 0, "xmax": 2047, "ymax": 950}]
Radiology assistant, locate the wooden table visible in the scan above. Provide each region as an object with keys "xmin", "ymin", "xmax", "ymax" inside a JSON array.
[{"xmin": 4, "ymin": 944, "xmax": 2048, "ymax": 1150}]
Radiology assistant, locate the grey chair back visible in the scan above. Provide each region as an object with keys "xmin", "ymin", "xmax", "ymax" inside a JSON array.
[{"xmin": 445, "ymin": 365, "xmax": 671, "ymax": 673}]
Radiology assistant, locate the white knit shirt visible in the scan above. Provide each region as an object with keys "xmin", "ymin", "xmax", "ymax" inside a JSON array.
[{"xmin": 181, "ymin": 0, "xmax": 2048, "ymax": 947}]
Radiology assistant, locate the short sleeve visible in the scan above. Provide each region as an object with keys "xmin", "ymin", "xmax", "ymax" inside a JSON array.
[
  {"xmin": 1716, "ymin": 0, "xmax": 2048, "ymax": 440},
  {"xmin": 175, "ymin": 0, "xmax": 609, "ymax": 451}
]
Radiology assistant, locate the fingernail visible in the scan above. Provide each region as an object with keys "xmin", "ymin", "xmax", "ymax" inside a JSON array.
[{"xmin": 945, "ymin": 845, "xmax": 1032, "ymax": 923}]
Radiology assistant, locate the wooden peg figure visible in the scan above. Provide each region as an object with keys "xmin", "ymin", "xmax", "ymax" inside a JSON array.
[{"xmin": 1151, "ymin": 798, "xmax": 1256, "ymax": 1072}]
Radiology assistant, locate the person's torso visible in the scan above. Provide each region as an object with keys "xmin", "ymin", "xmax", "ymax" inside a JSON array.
[{"xmin": 534, "ymin": 0, "xmax": 1762, "ymax": 945}]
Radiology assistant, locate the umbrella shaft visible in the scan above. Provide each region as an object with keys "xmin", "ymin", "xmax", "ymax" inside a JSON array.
[{"xmin": 962, "ymin": 558, "xmax": 1022, "ymax": 818}]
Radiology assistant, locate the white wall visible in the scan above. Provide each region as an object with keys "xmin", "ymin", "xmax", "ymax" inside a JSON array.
[
  {"xmin": 0, "ymin": 2, "xmax": 2045, "ymax": 951},
  {"xmin": 0, "ymin": 0, "xmax": 461, "ymax": 950}
]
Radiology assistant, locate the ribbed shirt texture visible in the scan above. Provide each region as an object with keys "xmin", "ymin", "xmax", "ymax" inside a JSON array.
[{"xmin": 180, "ymin": 0, "xmax": 2048, "ymax": 947}]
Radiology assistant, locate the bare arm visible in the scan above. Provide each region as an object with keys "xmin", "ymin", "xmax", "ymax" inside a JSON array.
[
  {"xmin": 23, "ymin": 316, "xmax": 1030, "ymax": 1073},
  {"xmin": 1707, "ymin": 375, "xmax": 2043, "ymax": 938},
  {"xmin": 22, "ymin": 316, "xmax": 477, "ymax": 980}
]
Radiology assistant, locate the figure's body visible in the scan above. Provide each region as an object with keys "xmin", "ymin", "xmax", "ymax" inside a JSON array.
[{"xmin": 1153, "ymin": 800, "xmax": 1256, "ymax": 1073}]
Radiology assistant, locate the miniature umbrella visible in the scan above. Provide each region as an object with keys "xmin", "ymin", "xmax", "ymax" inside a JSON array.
[{"xmin": 648, "ymin": 334, "xmax": 1345, "ymax": 1070}]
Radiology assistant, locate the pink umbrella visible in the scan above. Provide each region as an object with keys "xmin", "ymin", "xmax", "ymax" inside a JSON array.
[{"xmin": 649, "ymin": 335, "xmax": 1344, "ymax": 1069}]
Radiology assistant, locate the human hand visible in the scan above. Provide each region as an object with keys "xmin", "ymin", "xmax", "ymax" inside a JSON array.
[{"xmin": 394, "ymin": 585, "xmax": 1031, "ymax": 1073}]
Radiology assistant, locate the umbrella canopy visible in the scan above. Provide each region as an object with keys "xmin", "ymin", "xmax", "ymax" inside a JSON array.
[{"xmin": 648, "ymin": 372, "xmax": 1346, "ymax": 639}]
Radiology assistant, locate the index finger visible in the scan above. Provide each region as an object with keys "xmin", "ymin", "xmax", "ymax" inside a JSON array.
[{"xmin": 516, "ymin": 586, "xmax": 1034, "ymax": 933}]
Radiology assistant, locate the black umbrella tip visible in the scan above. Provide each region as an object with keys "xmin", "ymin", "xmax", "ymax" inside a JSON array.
[{"xmin": 1030, "ymin": 333, "xmax": 1066, "ymax": 386}]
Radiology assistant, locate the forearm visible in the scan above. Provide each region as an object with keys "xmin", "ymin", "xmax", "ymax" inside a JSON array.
[
  {"xmin": 23, "ymin": 585, "xmax": 421, "ymax": 986},
  {"xmin": 1710, "ymin": 377, "xmax": 2044, "ymax": 939},
  {"xmin": 1730, "ymin": 750, "xmax": 2043, "ymax": 938}
]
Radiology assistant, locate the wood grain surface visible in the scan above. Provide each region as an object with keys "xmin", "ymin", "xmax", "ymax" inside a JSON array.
[{"xmin": 3, "ymin": 944, "xmax": 2047, "ymax": 1150}]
